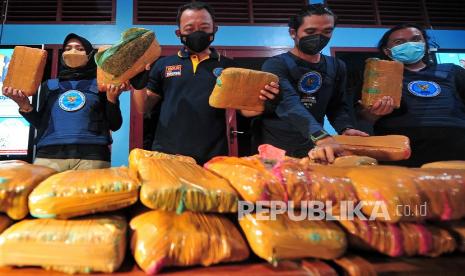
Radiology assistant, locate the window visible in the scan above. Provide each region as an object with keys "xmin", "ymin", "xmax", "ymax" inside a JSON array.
[
  {"xmin": 134, "ymin": 0, "xmax": 307, "ymax": 25},
  {"xmin": 1, "ymin": 0, "xmax": 115, "ymax": 24}
]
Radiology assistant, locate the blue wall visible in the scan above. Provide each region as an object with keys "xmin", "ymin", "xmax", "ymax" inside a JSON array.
[{"xmin": 3, "ymin": 0, "xmax": 465, "ymax": 165}]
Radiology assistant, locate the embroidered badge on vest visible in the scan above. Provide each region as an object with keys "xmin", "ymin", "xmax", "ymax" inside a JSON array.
[
  {"xmin": 212, "ymin": 67, "xmax": 224, "ymax": 77},
  {"xmin": 408, "ymin": 80, "xmax": 441, "ymax": 97},
  {"xmin": 298, "ymin": 71, "xmax": 322, "ymax": 95},
  {"xmin": 59, "ymin": 90, "xmax": 86, "ymax": 112},
  {"xmin": 165, "ymin": 65, "xmax": 182, "ymax": 78}
]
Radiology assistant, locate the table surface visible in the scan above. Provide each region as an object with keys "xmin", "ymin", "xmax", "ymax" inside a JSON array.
[{"xmin": 1, "ymin": 252, "xmax": 464, "ymax": 276}]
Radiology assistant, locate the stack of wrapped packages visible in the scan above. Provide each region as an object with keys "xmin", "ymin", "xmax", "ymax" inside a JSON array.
[
  {"xmin": 128, "ymin": 148, "xmax": 249, "ymax": 274},
  {"xmin": 0, "ymin": 163, "xmax": 140, "ymax": 273}
]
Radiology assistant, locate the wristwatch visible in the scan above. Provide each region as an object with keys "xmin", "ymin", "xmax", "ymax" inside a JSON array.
[{"xmin": 310, "ymin": 129, "xmax": 330, "ymax": 143}]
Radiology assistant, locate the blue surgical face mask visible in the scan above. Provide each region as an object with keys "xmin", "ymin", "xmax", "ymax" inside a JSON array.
[{"xmin": 389, "ymin": 41, "xmax": 425, "ymax": 64}]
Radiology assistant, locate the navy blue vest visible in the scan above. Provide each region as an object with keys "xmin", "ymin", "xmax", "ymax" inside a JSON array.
[
  {"xmin": 376, "ymin": 64, "xmax": 465, "ymax": 129},
  {"xmin": 37, "ymin": 79, "xmax": 112, "ymax": 148}
]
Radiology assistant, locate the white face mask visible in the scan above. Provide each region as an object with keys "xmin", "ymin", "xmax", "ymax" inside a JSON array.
[{"xmin": 62, "ymin": 49, "xmax": 89, "ymax": 68}]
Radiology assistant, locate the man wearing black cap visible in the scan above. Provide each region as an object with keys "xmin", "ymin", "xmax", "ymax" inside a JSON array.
[{"xmin": 3, "ymin": 33, "xmax": 124, "ymax": 171}]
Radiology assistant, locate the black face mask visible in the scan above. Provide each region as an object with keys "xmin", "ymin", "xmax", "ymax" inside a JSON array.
[
  {"xmin": 180, "ymin": 31, "xmax": 214, "ymax": 53},
  {"xmin": 297, "ymin": 34, "xmax": 330, "ymax": 55}
]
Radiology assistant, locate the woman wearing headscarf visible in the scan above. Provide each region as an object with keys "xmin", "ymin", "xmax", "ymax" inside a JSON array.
[{"xmin": 3, "ymin": 33, "xmax": 124, "ymax": 171}]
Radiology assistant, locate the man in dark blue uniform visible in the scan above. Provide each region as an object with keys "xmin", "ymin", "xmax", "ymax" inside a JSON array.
[
  {"xmin": 257, "ymin": 4, "xmax": 368, "ymax": 163},
  {"xmin": 4, "ymin": 34, "xmax": 124, "ymax": 171},
  {"xmin": 362, "ymin": 24, "xmax": 465, "ymax": 167},
  {"xmin": 133, "ymin": 2, "xmax": 279, "ymax": 164}
]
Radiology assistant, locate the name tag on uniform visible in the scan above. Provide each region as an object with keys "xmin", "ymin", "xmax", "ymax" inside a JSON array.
[
  {"xmin": 408, "ymin": 80, "xmax": 441, "ymax": 97},
  {"xmin": 59, "ymin": 90, "xmax": 86, "ymax": 112},
  {"xmin": 165, "ymin": 65, "xmax": 182, "ymax": 78}
]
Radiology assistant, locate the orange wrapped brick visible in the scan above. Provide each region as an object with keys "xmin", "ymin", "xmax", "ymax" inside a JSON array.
[
  {"xmin": 204, "ymin": 156, "xmax": 285, "ymax": 202},
  {"xmin": 239, "ymin": 213, "xmax": 347, "ymax": 262},
  {"xmin": 96, "ymin": 28, "xmax": 161, "ymax": 91},
  {"xmin": 0, "ymin": 162, "xmax": 56, "ymax": 220},
  {"xmin": 0, "ymin": 216, "xmax": 127, "ymax": 274},
  {"xmin": 3, "ymin": 46, "xmax": 47, "ymax": 96},
  {"xmin": 361, "ymin": 58, "xmax": 403, "ymax": 108},
  {"xmin": 28, "ymin": 167, "xmax": 139, "ymax": 219},
  {"xmin": 334, "ymin": 135, "xmax": 411, "ymax": 161},
  {"xmin": 209, "ymin": 68, "xmax": 278, "ymax": 112},
  {"xmin": 130, "ymin": 210, "xmax": 249, "ymax": 274},
  {"xmin": 128, "ymin": 148, "xmax": 196, "ymax": 179},
  {"xmin": 139, "ymin": 158, "xmax": 238, "ymax": 213}
]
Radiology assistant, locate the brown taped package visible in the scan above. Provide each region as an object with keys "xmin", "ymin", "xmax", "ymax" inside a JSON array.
[
  {"xmin": 361, "ymin": 58, "xmax": 403, "ymax": 108},
  {"xmin": 0, "ymin": 162, "xmax": 56, "ymax": 220},
  {"xmin": 130, "ymin": 211, "xmax": 249, "ymax": 274},
  {"xmin": 333, "ymin": 255, "xmax": 377, "ymax": 276},
  {"xmin": 28, "ymin": 167, "xmax": 140, "ymax": 219},
  {"xmin": 139, "ymin": 158, "xmax": 238, "ymax": 213},
  {"xmin": 332, "ymin": 155, "xmax": 378, "ymax": 166},
  {"xmin": 96, "ymin": 39, "xmax": 161, "ymax": 91},
  {"xmin": 209, "ymin": 68, "xmax": 278, "ymax": 112},
  {"xmin": 239, "ymin": 213, "xmax": 347, "ymax": 262},
  {"xmin": 0, "ymin": 215, "xmax": 12, "ymax": 234},
  {"xmin": 333, "ymin": 135, "xmax": 411, "ymax": 161},
  {"xmin": 3, "ymin": 46, "xmax": 47, "ymax": 96},
  {"xmin": 0, "ymin": 216, "xmax": 127, "ymax": 274}
]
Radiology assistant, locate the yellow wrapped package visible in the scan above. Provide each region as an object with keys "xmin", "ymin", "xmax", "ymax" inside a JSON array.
[
  {"xmin": 422, "ymin": 161, "xmax": 465, "ymax": 170},
  {"xmin": 338, "ymin": 218, "xmax": 404, "ymax": 257},
  {"xmin": 412, "ymin": 168, "xmax": 465, "ymax": 221},
  {"xmin": 0, "ymin": 216, "xmax": 127, "ymax": 274},
  {"xmin": 305, "ymin": 165, "xmax": 359, "ymax": 216},
  {"xmin": 361, "ymin": 58, "xmax": 403, "ymax": 108},
  {"xmin": 204, "ymin": 156, "xmax": 286, "ymax": 202},
  {"xmin": 128, "ymin": 148, "xmax": 196, "ymax": 179},
  {"xmin": 347, "ymin": 166, "xmax": 426, "ymax": 223},
  {"xmin": 139, "ymin": 158, "xmax": 238, "ymax": 213},
  {"xmin": 239, "ymin": 213, "xmax": 347, "ymax": 262},
  {"xmin": 130, "ymin": 210, "xmax": 249, "ymax": 274},
  {"xmin": 400, "ymin": 223, "xmax": 456, "ymax": 257},
  {"xmin": 29, "ymin": 167, "xmax": 139, "ymax": 219},
  {"xmin": 209, "ymin": 68, "xmax": 278, "ymax": 112},
  {"xmin": 0, "ymin": 162, "xmax": 56, "ymax": 220}
]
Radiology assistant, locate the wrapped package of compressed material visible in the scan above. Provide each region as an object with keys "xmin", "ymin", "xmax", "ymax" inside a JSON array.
[
  {"xmin": 128, "ymin": 148, "xmax": 196, "ymax": 179},
  {"xmin": 3, "ymin": 46, "xmax": 48, "ymax": 96},
  {"xmin": 139, "ymin": 158, "xmax": 238, "ymax": 213},
  {"xmin": 333, "ymin": 135, "xmax": 411, "ymax": 161},
  {"xmin": 332, "ymin": 155, "xmax": 378, "ymax": 166},
  {"xmin": 339, "ymin": 218, "xmax": 404, "ymax": 257},
  {"xmin": 333, "ymin": 255, "xmax": 377, "ymax": 276},
  {"xmin": 412, "ymin": 168, "xmax": 465, "ymax": 221},
  {"xmin": 239, "ymin": 213, "xmax": 347, "ymax": 263},
  {"xmin": 0, "ymin": 216, "xmax": 127, "ymax": 274},
  {"xmin": 400, "ymin": 223, "xmax": 456, "ymax": 257},
  {"xmin": 361, "ymin": 58, "xmax": 403, "ymax": 108},
  {"xmin": 95, "ymin": 28, "xmax": 161, "ymax": 90},
  {"xmin": 204, "ymin": 156, "xmax": 286, "ymax": 202},
  {"xmin": 436, "ymin": 220, "xmax": 465, "ymax": 252},
  {"xmin": 422, "ymin": 161, "xmax": 465, "ymax": 170},
  {"xmin": 347, "ymin": 166, "xmax": 426, "ymax": 223},
  {"xmin": 209, "ymin": 68, "xmax": 278, "ymax": 112},
  {"xmin": 29, "ymin": 167, "xmax": 139, "ymax": 219},
  {"xmin": 0, "ymin": 162, "xmax": 56, "ymax": 220},
  {"xmin": 130, "ymin": 210, "xmax": 249, "ymax": 275}
]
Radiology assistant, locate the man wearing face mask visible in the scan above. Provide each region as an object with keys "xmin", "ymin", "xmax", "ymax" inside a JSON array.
[
  {"xmin": 3, "ymin": 33, "xmax": 124, "ymax": 171},
  {"xmin": 256, "ymin": 4, "xmax": 367, "ymax": 163},
  {"xmin": 361, "ymin": 24, "xmax": 465, "ymax": 167},
  {"xmin": 132, "ymin": 2, "xmax": 279, "ymax": 164}
]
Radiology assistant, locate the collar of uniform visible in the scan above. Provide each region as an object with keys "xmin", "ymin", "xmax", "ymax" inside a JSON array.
[{"xmin": 177, "ymin": 47, "xmax": 220, "ymax": 61}]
